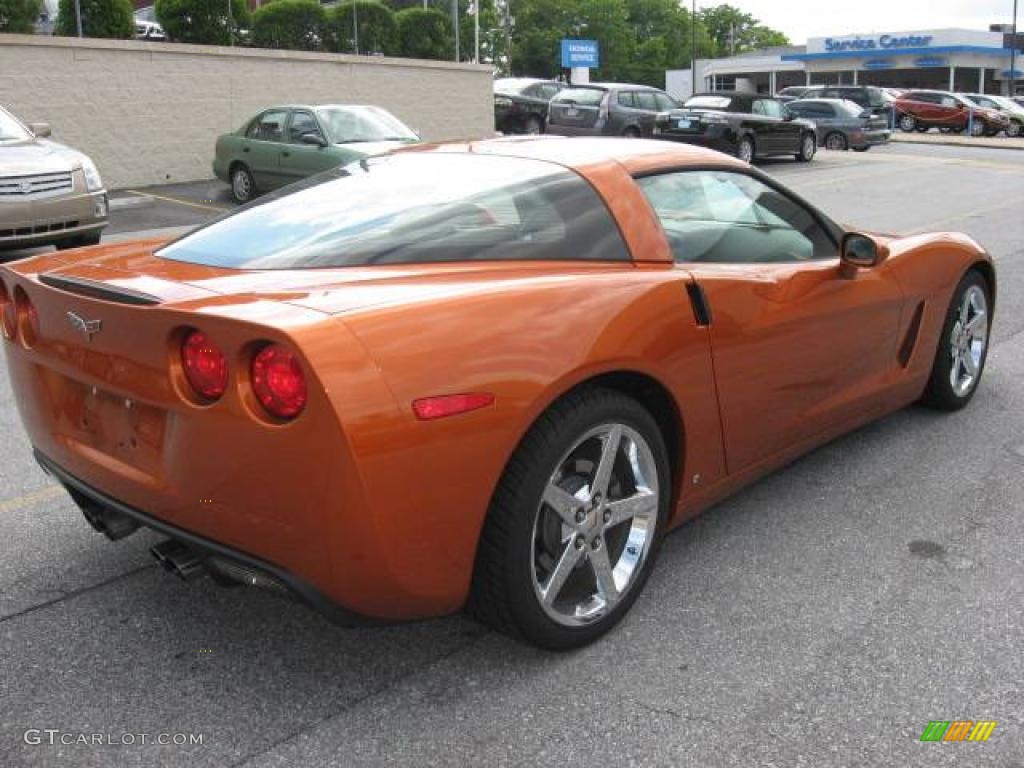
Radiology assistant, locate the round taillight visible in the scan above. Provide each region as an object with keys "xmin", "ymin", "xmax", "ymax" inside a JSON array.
[
  {"xmin": 251, "ymin": 344, "xmax": 307, "ymax": 419},
  {"xmin": 14, "ymin": 287, "xmax": 39, "ymax": 347},
  {"xmin": 0, "ymin": 280, "xmax": 14, "ymax": 341},
  {"xmin": 181, "ymin": 330, "xmax": 228, "ymax": 401}
]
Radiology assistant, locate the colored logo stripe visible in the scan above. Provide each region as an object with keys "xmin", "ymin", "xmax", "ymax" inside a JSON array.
[
  {"xmin": 969, "ymin": 721, "xmax": 997, "ymax": 742},
  {"xmin": 921, "ymin": 721, "xmax": 949, "ymax": 741},
  {"xmin": 920, "ymin": 720, "xmax": 997, "ymax": 742}
]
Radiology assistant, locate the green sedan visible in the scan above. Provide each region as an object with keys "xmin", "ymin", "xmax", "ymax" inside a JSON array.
[{"xmin": 213, "ymin": 105, "xmax": 420, "ymax": 203}]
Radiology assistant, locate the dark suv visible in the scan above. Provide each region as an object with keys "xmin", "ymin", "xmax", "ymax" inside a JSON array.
[
  {"xmin": 545, "ymin": 83, "xmax": 678, "ymax": 138},
  {"xmin": 494, "ymin": 78, "xmax": 564, "ymax": 135},
  {"xmin": 653, "ymin": 92, "xmax": 818, "ymax": 164}
]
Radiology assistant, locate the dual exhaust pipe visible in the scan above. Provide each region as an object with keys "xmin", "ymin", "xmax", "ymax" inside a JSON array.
[{"xmin": 150, "ymin": 539, "xmax": 205, "ymax": 581}]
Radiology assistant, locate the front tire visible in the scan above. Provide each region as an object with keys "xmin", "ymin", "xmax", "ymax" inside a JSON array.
[
  {"xmin": 920, "ymin": 270, "xmax": 991, "ymax": 411},
  {"xmin": 1007, "ymin": 122, "xmax": 1022, "ymax": 138},
  {"xmin": 469, "ymin": 388, "xmax": 670, "ymax": 650},
  {"xmin": 230, "ymin": 164, "xmax": 256, "ymax": 204},
  {"xmin": 899, "ymin": 114, "xmax": 917, "ymax": 132},
  {"xmin": 524, "ymin": 115, "xmax": 543, "ymax": 135},
  {"xmin": 796, "ymin": 132, "xmax": 816, "ymax": 162},
  {"xmin": 737, "ymin": 136, "xmax": 755, "ymax": 164}
]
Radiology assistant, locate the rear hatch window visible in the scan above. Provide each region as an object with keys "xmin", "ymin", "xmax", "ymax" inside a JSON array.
[
  {"xmin": 157, "ymin": 154, "xmax": 630, "ymax": 269},
  {"xmin": 549, "ymin": 88, "xmax": 606, "ymax": 126}
]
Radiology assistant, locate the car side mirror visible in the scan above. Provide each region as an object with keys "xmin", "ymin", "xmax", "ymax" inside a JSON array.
[
  {"xmin": 28, "ymin": 122, "xmax": 51, "ymax": 138},
  {"xmin": 841, "ymin": 232, "xmax": 889, "ymax": 269},
  {"xmin": 301, "ymin": 132, "xmax": 328, "ymax": 148}
]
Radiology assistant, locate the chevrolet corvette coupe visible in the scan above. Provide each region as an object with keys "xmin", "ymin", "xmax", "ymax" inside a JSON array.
[{"xmin": 0, "ymin": 138, "xmax": 994, "ymax": 649}]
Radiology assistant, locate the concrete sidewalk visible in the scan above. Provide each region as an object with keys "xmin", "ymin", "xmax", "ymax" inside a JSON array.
[{"xmin": 891, "ymin": 131, "xmax": 1024, "ymax": 150}]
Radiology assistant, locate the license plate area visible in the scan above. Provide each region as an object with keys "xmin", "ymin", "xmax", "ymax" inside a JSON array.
[{"xmin": 42, "ymin": 370, "xmax": 168, "ymax": 473}]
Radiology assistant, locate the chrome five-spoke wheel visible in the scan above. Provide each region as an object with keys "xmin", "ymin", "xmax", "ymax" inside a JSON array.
[
  {"xmin": 532, "ymin": 423, "xmax": 659, "ymax": 627},
  {"xmin": 949, "ymin": 284, "xmax": 988, "ymax": 397}
]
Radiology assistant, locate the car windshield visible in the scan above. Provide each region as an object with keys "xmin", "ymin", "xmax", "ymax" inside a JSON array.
[
  {"xmin": 988, "ymin": 95, "xmax": 1024, "ymax": 112},
  {"xmin": 314, "ymin": 106, "xmax": 417, "ymax": 144},
  {"xmin": 157, "ymin": 153, "xmax": 630, "ymax": 269},
  {"xmin": 0, "ymin": 109, "xmax": 31, "ymax": 141},
  {"xmin": 684, "ymin": 96, "xmax": 732, "ymax": 110},
  {"xmin": 958, "ymin": 95, "xmax": 984, "ymax": 108},
  {"xmin": 552, "ymin": 88, "xmax": 605, "ymax": 105}
]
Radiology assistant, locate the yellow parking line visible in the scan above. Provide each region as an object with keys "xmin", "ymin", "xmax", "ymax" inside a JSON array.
[
  {"xmin": 124, "ymin": 190, "xmax": 230, "ymax": 213},
  {"xmin": 0, "ymin": 485, "xmax": 66, "ymax": 514}
]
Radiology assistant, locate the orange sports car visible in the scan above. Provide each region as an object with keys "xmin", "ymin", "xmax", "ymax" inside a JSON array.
[{"xmin": 0, "ymin": 138, "xmax": 994, "ymax": 649}]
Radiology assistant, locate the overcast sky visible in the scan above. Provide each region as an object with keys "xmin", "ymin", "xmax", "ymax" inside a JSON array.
[{"xmin": 718, "ymin": 0, "xmax": 1017, "ymax": 43}]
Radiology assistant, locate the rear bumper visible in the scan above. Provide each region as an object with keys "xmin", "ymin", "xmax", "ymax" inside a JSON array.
[
  {"xmin": 37, "ymin": 450, "xmax": 379, "ymax": 627},
  {"xmin": 545, "ymin": 123, "xmax": 607, "ymax": 137}
]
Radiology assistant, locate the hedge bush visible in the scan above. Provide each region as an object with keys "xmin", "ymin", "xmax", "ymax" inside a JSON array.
[
  {"xmin": 55, "ymin": 0, "xmax": 133, "ymax": 38},
  {"xmin": 253, "ymin": 0, "xmax": 328, "ymax": 51},
  {"xmin": 328, "ymin": 1, "xmax": 397, "ymax": 55},
  {"xmin": 154, "ymin": 0, "xmax": 250, "ymax": 45},
  {"xmin": 0, "ymin": 0, "xmax": 40, "ymax": 33},
  {"xmin": 394, "ymin": 7, "xmax": 452, "ymax": 60}
]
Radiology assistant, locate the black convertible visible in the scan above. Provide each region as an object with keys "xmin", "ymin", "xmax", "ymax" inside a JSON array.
[{"xmin": 653, "ymin": 92, "xmax": 818, "ymax": 164}]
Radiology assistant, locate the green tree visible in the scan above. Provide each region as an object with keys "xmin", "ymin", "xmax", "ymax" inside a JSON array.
[
  {"xmin": 0, "ymin": 0, "xmax": 40, "ymax": 33},
  {"xmin": 55, "ymin": 0, "xmax": 132, "ymax": 37},
  {"xmin": 395, "ymin": 7, "xmax": 453, "ymax": 60},
  {"xmin": 155, "ymin": 0, "xmax": 250, "ymax": 45},
  {"xmin": 698, "ymin": 3, "xmax": 788, "ymax": 56},
  {"xmin": 252, "ymin": 0, "xmax": 328, "ymax": 50},
  {"xmin": 329, "ymin": 1, "xmax": 398, "ymax": 55}
]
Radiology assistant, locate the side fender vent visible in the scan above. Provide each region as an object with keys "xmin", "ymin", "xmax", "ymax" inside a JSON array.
[{"xmin": 899, "ymin": 301, "xmax": 925, "ymax": 368}]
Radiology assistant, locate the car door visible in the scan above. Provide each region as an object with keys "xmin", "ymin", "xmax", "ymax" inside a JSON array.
[
  {"xmin": 633, "ymin": 91, "xmax": 663, "ymax": 135},
  {"xmin": 279, "ymin": 109, "xmax": 338, "ymax": 182},
  {"xmin": 240, "ymin": 108, "xmax": 289, "ymax": 190},
  {"xmin": 752, "ymin": 98, "xmax": 795, "ymax": 153},
  {"xmin": 635, "ymin": 169, "xmax": 904, "ymax": 471}
]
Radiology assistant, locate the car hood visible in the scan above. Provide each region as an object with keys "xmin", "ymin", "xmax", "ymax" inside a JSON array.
[
  {"xmin": 0, "ymin": 138, "xmax": 84, "ymax": 176},
  {"xmin": 339, "ymin": 140, "xmax": 417, "ymax": 155}
]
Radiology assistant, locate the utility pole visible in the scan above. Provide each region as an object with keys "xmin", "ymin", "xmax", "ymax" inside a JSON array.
[
  {"xmin": 505, "ymin": 0, "xmax": 512, "ymax": 75},
  {"xmin": 1012, "ymin": 0, "xmax": 1020, "ymax": 96},
  {"xmin": 74, "ymin": 0, "xmax": 82, "ymax": 36},
  {"xmin": 227, "ymin": 0, "xmax": 234, "ymax": 46},
  {"xmin": 352, "ymin": 2, "xmax": 359, "ymax": 54},
  {"xmin": 452, "ymin": 0, "xmax": 460, "ymax": 61},
  {"xmin": 690, "ymin": 0, "xmax": 697, "ymax": 96},
  {"xmin": 474, "ymin": 0, "xmax": 480, "ymax": 63}
]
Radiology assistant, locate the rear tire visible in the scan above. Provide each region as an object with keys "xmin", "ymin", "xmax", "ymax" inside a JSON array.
[
  {"xmin": 524, "ymin": 115, "xmax": 543, "ymax": 135},
  {"xmin": 622, "ymin": 126, "xmax": 641, "ymax": 138},
  {"xmin": 824, "ymin": 132, "xmax": 848, "ymax": 151},
  {"xmin": 468, "ymin": 388, "xmax": 671, "ymax": 650},
  {"xmin": 1007, "ymin": 122, "xmax": 1022, "ymax": 138},
  {"xmin": 230, "ymin": 164, "xmax": 256, "ymax": 204},
  {"xmin": 920, "ymin": 270, "xmax": 991, "ymax": 411}
]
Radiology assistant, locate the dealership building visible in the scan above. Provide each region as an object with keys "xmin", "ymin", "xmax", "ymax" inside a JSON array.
[{"xmin": 667, "ymin": 28, "xmax": 1023, "ymax": 98}]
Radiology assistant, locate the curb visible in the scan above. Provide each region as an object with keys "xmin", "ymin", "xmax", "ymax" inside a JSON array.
[{"xmin": 890, "ymin": 134, "xmax": 1024, "ymax": 150}]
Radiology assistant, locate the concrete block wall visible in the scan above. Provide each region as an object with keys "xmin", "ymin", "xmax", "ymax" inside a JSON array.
[{"xmin": 0, "ymin": 34, "xmax": 494, "ymax": 189}]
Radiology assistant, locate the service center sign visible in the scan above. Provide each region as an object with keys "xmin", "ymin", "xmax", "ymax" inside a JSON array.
[
  {"xmin": 561, "ymin": 39, "xmax": 600, "ymax": 68},
  {"xmin": 807, "ymin": 28, "xmax": 1004, "ymax": 55},
  {"xmin": 823, "ymin": 33, "xmax": 933, "ymax": 52}
]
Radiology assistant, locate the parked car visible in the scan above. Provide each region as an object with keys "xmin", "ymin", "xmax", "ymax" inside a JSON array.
[
  {"xmin": 798, "ymin": 85, "xmax": 894, "ymax": 124},
  {"xmin": 135, "ymin": 19, "xmax": 167, "ymax": 40},
  {"xmin": 653, "ymin": 92, "xmax": 817, "ymax": 163},
  {"xmin": 494, "ymin": 78, "xmax": 563, "ymax": 135},
  {"xmin": 960, "ymin": 93, "xmax": 1024, "ymax": 137},
  {"xmin": 0, "ymin": 137, "xmax": 995, "ymax": 649},
  {"xmin": 213, "ymin": 104, "xmax": 420, "ymax": 204},
  {"xmin": 775, "ymin": 86, "xmax": 813, "ymax": 102},
  {"xmin": 546, "ymin": 83, "xmax": 678, "ymax": 138},
  {"xmin": 0, "ymin": 105, "xmax": 107, "ymax": 252},
  {"xmin": 786, "ymin": 98, "xmax": 891, "ymax": 151},
  {"xmin": 894, "ymin": 91, "xmax": 1009, "ymax": 136}
]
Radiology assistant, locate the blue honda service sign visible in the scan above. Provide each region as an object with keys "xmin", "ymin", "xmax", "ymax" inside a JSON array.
[{"xmin": 561, "ymin": 39, "xmax": 600, "ymax": 68}]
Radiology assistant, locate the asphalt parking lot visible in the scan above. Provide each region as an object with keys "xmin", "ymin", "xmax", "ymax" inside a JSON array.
[{"xmin": 2, "ymin": 143, "xmax": 1024, "ymax": 767}]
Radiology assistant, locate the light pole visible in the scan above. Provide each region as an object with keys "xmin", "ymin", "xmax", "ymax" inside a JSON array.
[
  {"xmin": 452, "ymin": 0, "xmax": 460, "ymax": 61},
  {"xmin": 74, "ymin": 0, "xmax": 82, "ymax": 36},
  {"xmin": 474, "ymin": 0, "xmax": 480, "ymax": 63},
  {"xmin": 352, "ymin": 1, "xmax": 359, "ymax": 54}
]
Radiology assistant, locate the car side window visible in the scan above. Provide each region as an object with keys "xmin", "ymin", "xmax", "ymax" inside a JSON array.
[
  {"xmin": 617, "ymin": 91, "xmax": 636, "ymax": 108},
  {"xmin": 247, "ymin": 109, "xmax": 288, "ymax": 142},
  {"xmin": 288, "ymin": 111, "xmax": 322, "ymax": 144},
  {"xmin": 636, "ymin": 92, "xmax": 658, "ymax": 111},
  {"xmin": 941, "ymin": 96, "xmax": 958, "ymax": 108},
  {"xmin": 637, "ymin": 171, "xmax": 836, "ymax": 264},
  {"xmin": 655, "ymin": 93, "xmax": 676, "ymax": 110},
  {"xmin": 754, "ymin": 99, "xmax": 785, "ymax": 118},
  {"xmin": 818, "ymin": 103, "xmax": 836, "ymax": 117},
  {"xmin": 539, "ymin": 84, "xmax": 562, "ymax": 99}
]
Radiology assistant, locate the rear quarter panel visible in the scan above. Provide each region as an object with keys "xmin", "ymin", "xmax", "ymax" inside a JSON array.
[{"xmin": 323, "ymin": 264, "xmax": 726, "ymax": 617}]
